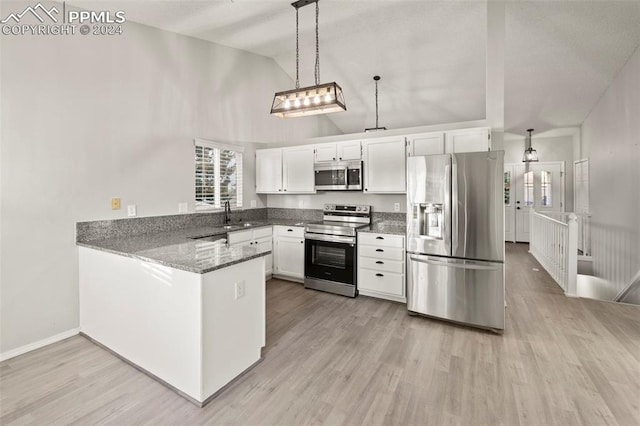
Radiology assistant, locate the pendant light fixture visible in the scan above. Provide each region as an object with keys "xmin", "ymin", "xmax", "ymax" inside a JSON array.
[
  {"xmin": 523, "ymin": 128, "xmax": 539, "ymax": 162},
  {"xmin": 270, "ymin": 0, "xmax": 346, "ymax": 118},
  {"xmin": 364, "ymin": 75, "xmax": 387, "ymax": 132}
]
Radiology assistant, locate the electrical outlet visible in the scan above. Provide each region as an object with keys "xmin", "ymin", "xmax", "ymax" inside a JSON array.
[
  {"xmin": 235, "ymin": 281, "xmax": 246, "ymax": 299},
  {"xmin": 250, "ymin": 199, "xmax": 257, "ymax": 208},
  {"xmin": 111, "ymin": 198, "xmax": 120, "ymax": 210},
  {"xmin": 178, "ymin": 202, "xmax": 188, "ymax": 213},
  {"xmin": 394, "ymin": 203, "xmax": 400, "ymax": 212},
  {"xmin": 127, "ymin": 204, "xmax": 137, "ymax": 217}
]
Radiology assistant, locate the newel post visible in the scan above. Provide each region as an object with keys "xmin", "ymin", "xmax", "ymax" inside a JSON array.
[{"xmin": 566, "ymin": 213, "xmax": 579, "ymax": 297}]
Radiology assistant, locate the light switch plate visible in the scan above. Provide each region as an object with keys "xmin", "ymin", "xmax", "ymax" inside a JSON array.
[
  {"xmin": 127, "ymin": 204, "xmax": 137, "ymax": 217},
  {"xmin": 178, "ymin": 202, "xmax": 188, "ymax": 213}
]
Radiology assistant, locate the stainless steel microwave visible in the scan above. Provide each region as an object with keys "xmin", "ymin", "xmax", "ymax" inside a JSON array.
[{"xmin": 314, "ymin": 161, "xmax": 363, "ymax": 191}]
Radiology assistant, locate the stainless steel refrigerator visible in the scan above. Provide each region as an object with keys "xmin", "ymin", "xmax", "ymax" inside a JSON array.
[{"xmin": 406, "ymin": 151, "xmax": 505, "ymax": 332}]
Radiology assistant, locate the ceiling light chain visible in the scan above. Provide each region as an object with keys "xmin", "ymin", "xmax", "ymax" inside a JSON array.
[
  {"xmin": 295, "ymin": 6, "xmax": 300, "ymax": 89},
  {"xmin": 315, "ymin": 0, "xmax": 320, "ymax": 86}
]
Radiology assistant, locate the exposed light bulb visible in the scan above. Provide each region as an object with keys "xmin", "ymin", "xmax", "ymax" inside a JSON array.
[
  {"xmin": 294, "ymin": 98, "xmax": 301, "ymax": 108},
  {"xmin": 284, "ymin": 99, "xmax": 291, "ymax": 109},
  {"xmin": 313, "ymin": 95, "xmax": 321, "ymax": 104},
  {"xmin": 324, "ymin": 93, "xmax": 331, "ymax": 103},
  {"xmin": 303, "ymin": 97, "xmax": 310, "ymax": 106}
]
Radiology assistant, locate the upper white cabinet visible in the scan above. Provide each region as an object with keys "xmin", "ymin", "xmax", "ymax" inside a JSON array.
[
  {"xmin": 282, "ymin": 146, "xmax": 315, "ymax": 193},
  {"xmin": 256, "ymin": 146, "xmax": 315, "ymax": 194},
  {"xmin": 445, "ymin": 127, "xmax": 490, "ymax": 153},
  {"xmin": 256, "ymin": 148, "xmax": 283, "ymax": 193},
  {"xmin": 406, "ymin": 127, "xmax": 490, "ymax": 157},
  {"xmin": 362, "ymin": 137, "xmax": 406, "ymax": 193},
  {"xmin": 406, "ymin": 132, "xmax": 445, "ymax": 156},
  {"xmin": 314, "ymin": 141, "xmax": 361, "ymax": 162}
]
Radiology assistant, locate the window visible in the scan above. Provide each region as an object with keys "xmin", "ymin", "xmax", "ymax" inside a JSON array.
[
  {"xmin": 540, "ymin": 170, "xmax": 552, "ymax": 207},
  {"xmin": 504, "ymin": 171, "xmax": 511, "ymax": 205},
  {"xmin": 195, "ymin": 139, "xmax": 243, "ymax": 210},
  {"xmin": 523, "ymin": 171, "xmax": 534, "ymax": 206}
]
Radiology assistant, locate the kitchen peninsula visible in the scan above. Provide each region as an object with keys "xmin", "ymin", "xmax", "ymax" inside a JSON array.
[{"xmin": 77, "ymin": 223, "xmax": 271, "ymax": 406}]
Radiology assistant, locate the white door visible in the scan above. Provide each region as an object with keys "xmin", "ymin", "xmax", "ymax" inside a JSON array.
[
  {"xmin": 274, "ymin": 236, "xmax": 305, "ymax": 279},
  {"xmin": 282, "ymin": 146, "xmax": 315, "ymax": 193},
  {"xmin": 362, "ymin": 137, "xmax": 406, "ymax": 193},
  {"xmin": 514, "ymin": 162, "xmax": 564, "ymax": 242},
  {"xmin": 255, "ymin": 149, "xmax": 282, "ymax": 193},
  {"xmin": 504, "ymin": 164, "xmax": 515, "ymax": 242}
]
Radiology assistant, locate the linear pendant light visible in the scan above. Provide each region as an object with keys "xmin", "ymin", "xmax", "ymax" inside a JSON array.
[
  {"xmin": 523, "ymin": 128, "xmax": 539, "ymax": 162},
  {"xmin": 270, "ymin": 0, "xmax": 346, "ymax": 118}
]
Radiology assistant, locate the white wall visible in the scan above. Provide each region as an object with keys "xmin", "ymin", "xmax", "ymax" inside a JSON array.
[
  {"xmin": 581, "ymin": 45, "xmax": 640, "ymax": 300},
  {"xmin": 0, "ymin": 1, "xmax": 340, "ymax": 355},
  {"xmin": 503, "ymin": 134, "xmax": 575, "ymax": 211}
]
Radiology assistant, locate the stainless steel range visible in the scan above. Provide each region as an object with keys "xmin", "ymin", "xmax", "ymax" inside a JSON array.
[{"xmin": 304, "ymin": 204, "xmax": 371, "ymax": 297}]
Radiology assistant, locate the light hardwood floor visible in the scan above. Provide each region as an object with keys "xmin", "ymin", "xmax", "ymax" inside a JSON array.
[{"xmin": 1, "ymin": 243, "xmax": 639, "ymax": 425}]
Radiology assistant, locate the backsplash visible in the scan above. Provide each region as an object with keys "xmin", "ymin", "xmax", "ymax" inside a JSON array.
[
  {"xmin": 76, "ymin": 208, "xmax": 268, "ymax": 242},
  {"xmin": 76, "ymin": 207, "xmax": 405, "ymax": 242}
]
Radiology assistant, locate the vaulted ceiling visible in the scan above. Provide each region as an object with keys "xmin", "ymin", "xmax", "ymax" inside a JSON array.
[{"xmin": 73, "ymin": 0, "xmax": 640, "ymax": 137}]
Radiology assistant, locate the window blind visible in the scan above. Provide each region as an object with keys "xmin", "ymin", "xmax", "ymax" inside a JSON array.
[{"xmin": 195, "ymin": 139, "xmax": 243, "ymax": 209}]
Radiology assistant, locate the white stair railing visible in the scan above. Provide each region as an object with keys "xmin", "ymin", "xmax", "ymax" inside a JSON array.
[{"xmin": 530, "ymin": 211, "xmax": 578, "ymax": 296}]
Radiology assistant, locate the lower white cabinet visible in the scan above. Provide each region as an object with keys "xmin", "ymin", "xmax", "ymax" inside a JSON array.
[
  {"xmin": 228, "ymin": 226, "xmax": 273, "ymax": 277},
  {"xmin": 273, "ymin": 226, "xmax": 305, "ymax": 282},
  {"xmin": 358, "ymin": 232, "xmax": 406, "ymax": 303}
]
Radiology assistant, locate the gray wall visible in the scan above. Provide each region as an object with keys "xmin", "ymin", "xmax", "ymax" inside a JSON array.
[
  {"xmin": 0, "ymin": 1, "xmax": 340, "ymax": 355},
  {"xmin": 581, "ymin": 45, "xmax": 640, "ymax": 301}
]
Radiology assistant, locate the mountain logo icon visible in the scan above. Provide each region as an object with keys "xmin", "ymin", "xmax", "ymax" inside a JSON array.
[{"xmin": 1, "ymin": 2, "xmax": 59, "ymax": 24}]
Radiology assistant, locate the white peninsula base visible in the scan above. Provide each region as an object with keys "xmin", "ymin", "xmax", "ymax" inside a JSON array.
[{"xmin": 79, "ymin": 247, "xmax": 266, "ymax": 406}]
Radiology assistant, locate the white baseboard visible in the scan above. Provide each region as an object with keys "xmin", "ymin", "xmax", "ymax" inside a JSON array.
[{"xmin": 0, "ymin": 328, "xmax": 80, "ymax": 362}]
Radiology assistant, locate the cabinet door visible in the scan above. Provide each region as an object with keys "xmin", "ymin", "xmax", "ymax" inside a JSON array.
[
  {"xmin": 254, "ymin": 237, "xmax": 273, "ymax": 276},
  {"xmin": 256, "ymin": 149, "xmax": 282, "ymax": 193},
  {"xmin": 282, "ymin": 146, "xmax": 315, "ymax": 193},
  {"xmin": 337, "ymin": 141, "xmax": 361, "ymax": 161},
  {"xmin": 362, "ymin": 137, "xmax": 406, "ymax": 193},
  {"xmin": 274, "ymin": 236, "xmax": 305, "ymax": 279},
  {"xmin": 445, "ymin": 128, "xmax": 490, "ymax": 153},
  {"xmin": 227, "ymin": 229, "xmax": 252, "ymax": 245},
  {"xmin": 407, "ymin": 132, "xmax": 445, "ymax": 156},
  {"xmin": 315, "ymin": 143, "xmax": 337, "ymax": 162}
]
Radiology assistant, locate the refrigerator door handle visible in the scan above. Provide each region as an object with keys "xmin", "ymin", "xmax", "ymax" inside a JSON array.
[
  {"xmin": 451, "ymin": 155, "xmax": 458, "ymax": 254},
  {"xmin": 408, "ymin": 255, "xmax": 500, "ymax": 271},
  {"xmin": 444, "ymin": 161, "xmax": 451, "ymax": 254}
]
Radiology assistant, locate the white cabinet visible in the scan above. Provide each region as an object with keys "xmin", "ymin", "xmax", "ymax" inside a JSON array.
[
  {"xmin": 406, "ymin": 127, "xmax": 490, "ymax": 157},
  {"xmin": 445, "ymin": 127, "xmax": 490, "ymax": 153},
  {"xmin": 357, "ymin": 232, "xmax": 406, "ymax": 303},
  {"xmin": 228, "ymin": 227, "xmax": 273, "ymax": 277},
  {"xmin": 273, "ymin": 226, "xmax": 305, "ymax": 282},
  {"xmin": 362, "ymin": 137, "xmax": 406, "ymax": 193},
  {"xmin": 282, "ymin": 146, "xmax": 315, "ymax": 193},
  {"xmin": 406, "ymin": 132, "xmax": 445, "ymax": 156},
  {"xmin": 315, "ymin": 140, "xmax": 362, "ymax": 162},
  {"xmin": 256, "ymin": 149, "xmax": 283, "ymax": 193},
  {"xmin": 256, "ymin": 146, "xmax": 315, "ymax": 194}
]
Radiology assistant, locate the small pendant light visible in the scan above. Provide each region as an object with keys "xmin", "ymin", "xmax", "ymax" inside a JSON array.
[
  {"xmin": 523, "ymin": 128, "xmax": 539, "ymax": 162},
  {"xmin": 364, "ymin": 75, "xmax": 387, "ymax": 132}
]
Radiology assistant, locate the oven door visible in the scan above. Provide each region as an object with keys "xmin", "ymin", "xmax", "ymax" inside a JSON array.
[{"xmin": 305, "ymin": 235, "xmax": 356, "ymax": 285}]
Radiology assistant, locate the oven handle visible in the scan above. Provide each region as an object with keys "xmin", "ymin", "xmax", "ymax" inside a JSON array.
[{"xmin": 304, "ymin": 233, "xmax": 356, "ymax": 245}]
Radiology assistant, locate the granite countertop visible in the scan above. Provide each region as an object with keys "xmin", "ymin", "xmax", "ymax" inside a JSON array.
[
  {"xmin": 359, "ymin": 221, "xmax": 406, "ymax": 236},
  {"xmin": 77, "ymin": 220, "xmax": 309, "ymax": 274}
]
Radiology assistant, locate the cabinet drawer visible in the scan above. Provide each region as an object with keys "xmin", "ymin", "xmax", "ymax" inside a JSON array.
[
  {"xmin": 359, "ymin": 257, "xmax": 404, "ymax": 274},
  {"xmin": 253, "ymin": 226, "xmax": 272, "ymax": 239},
  {"xmin": 273, "ymin": 225, "xmax": 304, "ymax": 238},
  {"xmin": 359, "ymin": 233, "xmax": 404, "ymax": 248},
  {"xmin": 358, "ymin": 269, "xmax": 404, "ymax": 297},
  {"xmin": 359, "ymin": 246, "xmax": 404, "ymax": 261},
  {"xmin": 227, "ymin": 230, "xmax": 252, "ymax": 245}
]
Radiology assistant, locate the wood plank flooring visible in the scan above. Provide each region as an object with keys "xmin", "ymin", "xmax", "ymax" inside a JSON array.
[{"xmin": 1, "ymin": 243, "xmax": 639, "ymax": 425}]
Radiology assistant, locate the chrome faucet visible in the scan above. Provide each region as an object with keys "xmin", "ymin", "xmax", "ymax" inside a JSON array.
[{"xmin": 224, "ymin": 201, "xmax": 231, "ymax": 224}]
